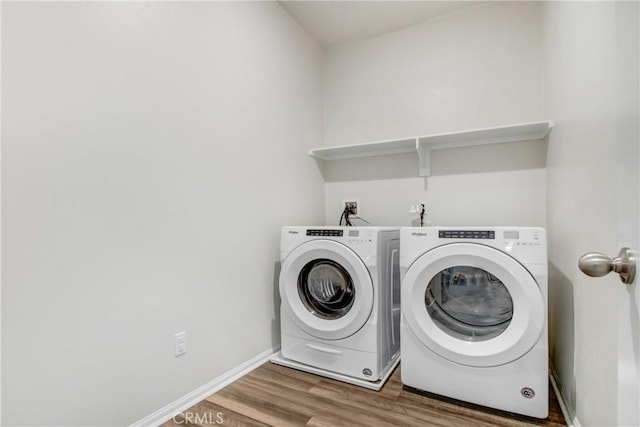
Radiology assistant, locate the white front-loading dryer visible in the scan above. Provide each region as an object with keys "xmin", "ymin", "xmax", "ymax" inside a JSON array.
[
  {"xmin": 275, "ymin": 226, "xmax": 401, "ymax": 388},
  {"xmin": 400, "ymin": 227, "xmax": 548, "ymax": 418}
]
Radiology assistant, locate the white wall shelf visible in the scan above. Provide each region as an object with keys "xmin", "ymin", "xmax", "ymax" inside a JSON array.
[
  {"xmin": 308, "ymin": 137, "xmax": 418, "ymax": 161},
  {"xmin": 309, "ymin": 121, "xmax": 553, "ymax": 176}
]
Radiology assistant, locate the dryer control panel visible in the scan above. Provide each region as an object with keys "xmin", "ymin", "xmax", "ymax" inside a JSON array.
[{"xmin": 401, "ymin": 227, "xmax": 547, "ymax": 265}]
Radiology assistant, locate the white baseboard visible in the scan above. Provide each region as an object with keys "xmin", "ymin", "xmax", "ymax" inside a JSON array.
[
  {"xmin": 130, "ymin": 345, "xmax": 280, "ymax": 427},
  {"xmin": 549, "ymin": 371, "xmax": 581, "ymax": 427}
]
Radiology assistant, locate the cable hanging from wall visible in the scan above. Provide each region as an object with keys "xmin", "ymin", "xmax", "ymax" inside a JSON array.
[{"xmin": 339, "ymin": 205, "xmax": 369, "ymax": 226}]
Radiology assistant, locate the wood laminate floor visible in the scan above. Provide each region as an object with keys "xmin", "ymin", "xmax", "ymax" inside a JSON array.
[{"xmin": 162, "ymin": 362, "xmax": 567, "ymax": 427}]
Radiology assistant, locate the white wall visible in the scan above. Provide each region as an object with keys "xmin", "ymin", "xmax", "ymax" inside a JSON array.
[
  {"xmin": 1, "ymin": 2, "xmax": 324, "ymax": 425},
  {"xmin": 543, "ymin": 2, "xmax": 639, "ymax": 425},
  {"xmin": 322, "ymin": 1, "xmax": 547, "ymax": 227}
]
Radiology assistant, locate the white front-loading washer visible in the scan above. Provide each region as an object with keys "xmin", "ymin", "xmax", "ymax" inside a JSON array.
[
  {"xmin": 272, "ymin": 226, "xmax": 401, "ymax": 390},
  {"xmin": 400, "ymin": 227, "xmax": 548, "ymax": 418}
]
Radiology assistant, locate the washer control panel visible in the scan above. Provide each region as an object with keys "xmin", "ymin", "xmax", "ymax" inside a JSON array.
[
  {"xmin": 439, "ymin": 230, "xmax": 495, "ymax": 239},
  {"xmin": 303, "ymin": 228, "xmax": 373, "ymax": 244},
  {"xmin": 306, "ymin": 229, "xmax": 343, "ymax": 237}
]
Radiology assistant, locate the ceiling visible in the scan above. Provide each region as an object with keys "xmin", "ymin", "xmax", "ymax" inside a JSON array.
[{"xmin": 278, "ymin": 1, "xmax": 478, "ymax": 48}]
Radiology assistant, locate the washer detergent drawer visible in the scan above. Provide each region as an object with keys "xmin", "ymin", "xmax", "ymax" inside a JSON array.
[{"xmin": 281, "ymin": 333, "xmax": 381, "ymax": 381}]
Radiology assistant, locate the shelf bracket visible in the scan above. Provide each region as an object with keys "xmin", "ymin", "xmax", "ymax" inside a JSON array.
[{"xmin": 416, "ymin": 139, "xmax": 431, "ymax": 177}]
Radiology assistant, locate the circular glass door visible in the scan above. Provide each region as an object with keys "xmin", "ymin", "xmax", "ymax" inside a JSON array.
[
  {"xmin": 425, "ymin": 266, "xmax": 513, "ymax": 341},
  {"xmin": 402, "ymin": 243, "xmax": 544, "ymax": 367},
  {"xmin": 298, "ymin": 259, "xmax": 355, "ymax": 319},
  {"xmin": 280, "ymin": 239, "xmax": 374, "ymax": 340}
]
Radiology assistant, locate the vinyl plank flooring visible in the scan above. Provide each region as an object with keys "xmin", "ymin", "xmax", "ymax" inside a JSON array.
[
  {"xmin": 209, "ymin": 377, "xmax": 314, "ymax": 426},
  {"xmin": 308, "ymin": 379, "xmax": 476, "ymax": 427},
  {"xmin": 160, "ymin": 362, "xmax": 567, "ymax": 427},
  {"xmin": 249, "ymin": 362, "xmax": 322, "ymax": 392},
  {"xmin": 227, "ymin": 376, "xmax": 399, "ymax": 427},
  {"xmin": 206, "ymin": 392, "xmax": 307, "ymax": 427}
]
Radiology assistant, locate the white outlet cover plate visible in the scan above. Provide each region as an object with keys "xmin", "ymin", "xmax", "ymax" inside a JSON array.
[{"xmin": 174, "ymin": 331, "xmax": 187, "ymax": 357}]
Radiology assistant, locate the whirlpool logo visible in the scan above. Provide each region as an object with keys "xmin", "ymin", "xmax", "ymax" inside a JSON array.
[{"xmin": 411, "ymin": 232, "xmax": 428, "ymax": 237}]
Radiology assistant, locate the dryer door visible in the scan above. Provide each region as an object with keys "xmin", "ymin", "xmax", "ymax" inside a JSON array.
[
  {"xmin": 280, "ymin": 239, "xmax": 374, "ymax": 340},
  {"xmin": 402, "ymin": 243, "xmax": 545, "ymax": 367}
]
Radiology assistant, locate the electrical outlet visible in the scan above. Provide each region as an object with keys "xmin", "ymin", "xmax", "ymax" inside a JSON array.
[
  {"xmin": 342, "ymin": 199, "xmax": 359, "ymax": 216},
  {"xmin": 175, "ymin": 331, "xmax": 187, "ymax": 357}
]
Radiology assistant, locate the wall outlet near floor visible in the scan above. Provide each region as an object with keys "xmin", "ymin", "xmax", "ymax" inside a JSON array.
[
  {"xmin": 342, "ymin": 199, "xmax": 360, "ymax": 216},
  {"xmin": 174, "ymin": 331, "xmax": 187, "ymax": 357}
]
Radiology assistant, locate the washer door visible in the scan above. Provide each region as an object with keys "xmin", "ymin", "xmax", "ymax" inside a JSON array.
[
  {"xmin": 280, "ymin": 239, "xmax": 374, "ymax": 340},
  {"xmin": 402, "ymin": 243, "xmax": 544, "ymax": 367}
]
